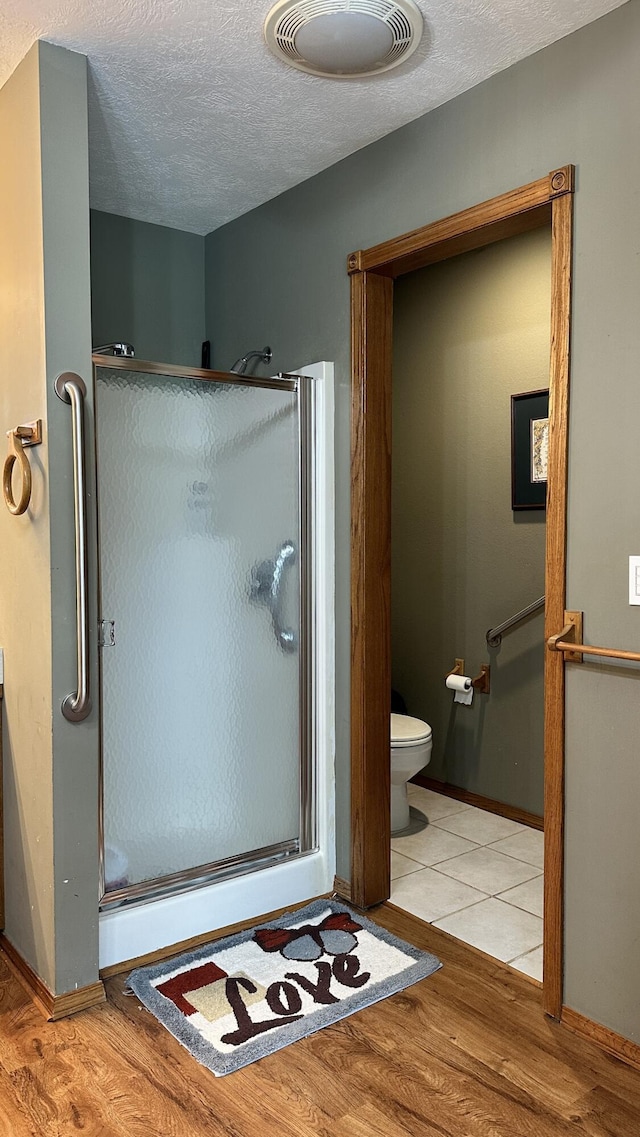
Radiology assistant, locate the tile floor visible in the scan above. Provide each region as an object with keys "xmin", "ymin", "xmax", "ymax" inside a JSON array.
[{"xmin": 391, "ymin": 784, "xmax": 544, "ymax": 980}]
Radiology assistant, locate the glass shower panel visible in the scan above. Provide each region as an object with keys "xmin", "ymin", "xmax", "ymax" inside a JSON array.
[{"xmin": 96, "ymin": 366, "xmax": 305, "ymax": 896}]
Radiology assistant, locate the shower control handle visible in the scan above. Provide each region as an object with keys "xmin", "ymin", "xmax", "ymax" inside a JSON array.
[
  {"xmin": 250, "ymin": 541, "xmax": 296, "ymax": 652},
  {"xmin": 55, "ymin": 372, "xmax": 92, "ymax": 722}
]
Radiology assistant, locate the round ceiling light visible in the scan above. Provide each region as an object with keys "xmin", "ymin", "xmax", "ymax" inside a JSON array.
[{"xmin": 264, "ymin": 0, "xmax": 423, "ymax": 79}]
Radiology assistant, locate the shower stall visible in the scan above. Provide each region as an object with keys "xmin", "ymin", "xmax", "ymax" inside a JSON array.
[
  {"xmin": 56, "ymin": 356, "xmax": 334, "ymax": 969},
  {"xmin": 0, "ymin": 43, "xmax": 334, "ymax": 996}
]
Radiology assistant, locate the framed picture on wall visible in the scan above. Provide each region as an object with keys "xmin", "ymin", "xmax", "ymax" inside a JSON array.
[{"xmin": 511, "ymin": 389, "xmax": 549, "ymax": 510}]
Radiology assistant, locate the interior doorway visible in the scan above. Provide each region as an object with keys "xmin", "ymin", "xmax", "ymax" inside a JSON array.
[
  {"xmin": 389, "ymin": 226, "xmax": 549, "ymax": 981},
  {"xmin": 346, "ymin": 167, "xmax": 574, "ymax": 1018}
]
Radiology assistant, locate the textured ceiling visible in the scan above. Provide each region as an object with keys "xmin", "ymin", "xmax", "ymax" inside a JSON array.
[{"xmin": 0, "ymin": 0, "xmax": 627, "ymax": 235}]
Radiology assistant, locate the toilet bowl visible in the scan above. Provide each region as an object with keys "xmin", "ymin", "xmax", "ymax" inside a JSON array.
[{"xmin": 391, "ymin": 712, "xmax": 432, "ymax": 834}]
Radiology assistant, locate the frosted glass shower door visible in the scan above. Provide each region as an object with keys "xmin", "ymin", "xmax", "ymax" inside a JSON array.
[{"xmin": 95, "ymin": 363, "xmax": 312, "ymax": 904}]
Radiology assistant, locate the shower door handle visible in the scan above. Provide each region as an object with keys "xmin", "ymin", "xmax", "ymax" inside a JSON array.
[
  {"xmin": 250, "ymin": 540, "xmax": 297, "ymax": 652},
  {"xmin": 55, "ymin": 372, "xmax": 91, "ymax": 721}
]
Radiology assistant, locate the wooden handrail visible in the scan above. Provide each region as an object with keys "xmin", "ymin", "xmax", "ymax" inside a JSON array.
[
  {"xmin": 547, "ymin": 622, "xmax": 576, "ymax": 651},
  {"xmin": 547, "ymin": 610, "xmax": 640, "ymax": 663},
  {"xmin": 548, "ymin": 638, "xmax": 640, "ymax": 663}
]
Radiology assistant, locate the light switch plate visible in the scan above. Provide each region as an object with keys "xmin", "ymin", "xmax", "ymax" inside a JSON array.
[{"xmin": 629, "ymin": 557, "xmax": 640, "ymax": 605}]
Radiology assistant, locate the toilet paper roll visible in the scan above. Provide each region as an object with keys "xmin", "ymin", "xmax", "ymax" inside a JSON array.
[{"xmin": 446, "ymin": 673, "xmax": 474, "ymax": 706}]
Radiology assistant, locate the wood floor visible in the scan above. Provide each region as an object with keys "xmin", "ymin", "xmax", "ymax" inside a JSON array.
[{"xmin": 1, "ymin": 902, "xmax": 639, "ymax": 1136}]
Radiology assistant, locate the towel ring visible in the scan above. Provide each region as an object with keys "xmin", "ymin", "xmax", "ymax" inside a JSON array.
[{"xmin": 3, "ymin": 421, "xmax": 42, "ymax": 516}]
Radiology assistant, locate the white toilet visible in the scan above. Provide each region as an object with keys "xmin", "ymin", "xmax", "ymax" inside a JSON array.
[{"xmin": 391, "ymin": 712, "xmax": 433, "ymax": 834}]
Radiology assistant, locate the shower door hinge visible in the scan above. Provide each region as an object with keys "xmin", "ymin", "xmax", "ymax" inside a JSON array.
[{"xmin": 98, "ymin": 619, "xmax": 116, "ymax": 647}]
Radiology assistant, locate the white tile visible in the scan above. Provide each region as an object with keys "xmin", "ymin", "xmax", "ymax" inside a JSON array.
[
  {"xmin": 498, "ymin": 875, "xmax": 544, "ymax": 917},
  {"xmin": 391, "ymin": 850, "xmax": 424, "ymax": 881},
  {"xmin": 433, "ymin": 897, "xmax": 543, "ymax": 962},
  {"xmin": 390, "ymin": 867, "xmax": 488, "ymax": 924},
  {"xmin": 489, "ymin": 828, "xmax": 544, "ymax": 868},
  {"xmin": 432, "ymin": 807, "xmax": 526, "ymax": 845},
  {"xmin": 406, "ymin": 785, "xmax": 472, "ymax": 821},
  {"xmin": 509, "ymin": 945, "xmax": 543, "ymax": 982},
  {"xmin": 434, "ymin": 847, "xmax": 541, "ymax": 895},
  {"xmin": 391, "ymin": 825, "xmax": 479, "ymax": 867}
]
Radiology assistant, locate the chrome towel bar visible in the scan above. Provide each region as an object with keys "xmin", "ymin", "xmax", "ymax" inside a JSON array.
[{"xmin": 55, "ymin": 373, "xmax": 91, "ymax": 722}]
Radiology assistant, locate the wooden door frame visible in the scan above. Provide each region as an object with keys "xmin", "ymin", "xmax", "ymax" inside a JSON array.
[{"xmin": 348, "ymin": 165, "xmax": 574, "ymax": 1019}]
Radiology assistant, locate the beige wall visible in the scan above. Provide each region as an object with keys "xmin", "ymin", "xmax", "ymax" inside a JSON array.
[
  {"xmin": 0, "ymin": 44, "xmax": 56, "ymax": 987},
  {"xmin": 392, "ymin": 228, "xmax": 550, "ymax": 815}
]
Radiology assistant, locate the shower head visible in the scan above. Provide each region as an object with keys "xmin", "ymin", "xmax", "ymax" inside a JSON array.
[
  {"xmin": 93, "ymin": 342, "xmax": 135, "ymax": 358},
  {"xmin": 230, "ymin": 346, "xmax": 272, "ymax": 375}
]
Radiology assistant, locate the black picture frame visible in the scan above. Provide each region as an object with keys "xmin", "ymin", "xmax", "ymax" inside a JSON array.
[{"xmin": 511, "ymin": 389, "xmax": 549, "ymax": 510}]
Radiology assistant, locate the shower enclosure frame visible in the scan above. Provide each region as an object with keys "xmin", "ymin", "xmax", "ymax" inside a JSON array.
[{"xmin": 91, "ymin": 356, "xmax": 318, "ymax": 911}]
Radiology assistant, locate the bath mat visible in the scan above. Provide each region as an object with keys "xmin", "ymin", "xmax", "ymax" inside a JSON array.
[{"xmin": 126, "ymin": 899, "xmax": 441, "ymax": 1077}]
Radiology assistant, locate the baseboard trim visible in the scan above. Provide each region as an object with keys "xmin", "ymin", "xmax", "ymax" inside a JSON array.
[
  {"xmin": 333, "ymin": 876, "xmax": 352, "ymax": 903},
  {"xmin": 561, "ymin": 1006, "xmax": 640, "ymax": 1073},
  {"xmin": 0, "ymin": 934, "xmax": 106, "ymax": 1021},
  {"xmin": 99, "ymin": 893, "xmax": 331, "ymax": 980},
  {"xmin": 49, "ymin": 983, "xmax": 107, "ymax": 1021},
  {"xmin": 412, "ymin": 776, "xmax": 544, "ymax": 832}
]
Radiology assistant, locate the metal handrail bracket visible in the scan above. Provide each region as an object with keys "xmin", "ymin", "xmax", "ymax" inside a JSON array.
[
  {"xmin": 55, "ymin": 372, "xmax": 91, "ymax": 721},
  {"xmin": 486, "ymin": 595, "xmax": 545, "ymax": 647}
]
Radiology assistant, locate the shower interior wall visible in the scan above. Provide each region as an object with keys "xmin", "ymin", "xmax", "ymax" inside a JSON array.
[{"xmin": 90, "ymin": 210, "xmax": 206, "ymax": 368}]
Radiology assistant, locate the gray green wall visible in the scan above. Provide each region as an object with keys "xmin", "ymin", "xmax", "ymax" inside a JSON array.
[
  {"xmin": 90, "ymin": 210, "xmax": 205, "ymax": 367},
  {"xmin": 204, "ymin": 1, "xmax": 640, "ymax": 1042},
  {"xmin": 0, "ymin": 42, "xmax": 98, "ymax": 993},
  {"xmin": 392, "ymin": 229, "xmax": 550, "ymax": 816}
]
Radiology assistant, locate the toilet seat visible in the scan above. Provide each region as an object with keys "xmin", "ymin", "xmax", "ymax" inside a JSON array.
[{"xmin": 391, "ymin": 712, "xmax": 432, "ymax": 747}]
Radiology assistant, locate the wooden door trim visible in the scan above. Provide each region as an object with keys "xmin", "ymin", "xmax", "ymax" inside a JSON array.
[
  {"xmin": 349, "ymin": 166, "xmax": 574, "ymax": 1019},
  {"xmin": 542, "ymin": 188, "xmax": 573, "ymax": 1017},
  {"xmin": 348, "ymin": 167, "xmax": 573, "ymax": 278},
  {"xmin": 351, "ymin": 269, "xmax": 394, "ymax": 908}
]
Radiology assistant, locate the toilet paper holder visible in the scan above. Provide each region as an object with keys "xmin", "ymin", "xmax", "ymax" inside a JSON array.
[
  {"xmin": 446, "ymin": 658, "xmax": 491, "ymax": 694},
  {"xmin": 471, "ymin": 663, "xmax": 491, "ymax": 694}
]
